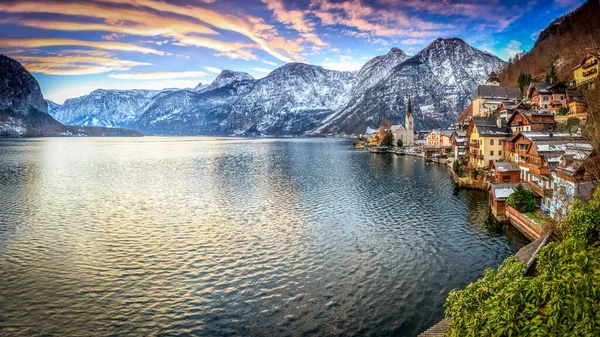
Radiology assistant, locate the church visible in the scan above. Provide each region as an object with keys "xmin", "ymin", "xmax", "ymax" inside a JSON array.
[{"xmin": 390, "ymin": 96, "xmax": 414, "ymax": 146}]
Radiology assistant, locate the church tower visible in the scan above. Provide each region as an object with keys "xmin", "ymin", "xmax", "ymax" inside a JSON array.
[{"xmin": 405, "ymin": 95, "xmax": 414, "ymax": 146}]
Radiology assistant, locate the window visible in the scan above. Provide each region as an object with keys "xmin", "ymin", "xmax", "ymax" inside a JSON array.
[
  {"xmin": 490, "ymin": 139, "xmax": 494, "ymax": 145},
  {"xmin": 503, "ymin": 176, "xmax": 510, "ymax": 182},
  {"xmin": 560, "ymin": 95, "xmax": 564, "ymax": 100},
  {"xmin": 543, "ymin": 96, "xmax": 549, "ymax": 101},
  {"xmin": 544, "ymin": 104, "xmax": 548, "ymax": 109},
  {"xmin": 490, "ymin": 151, "xmax": 494, "ymax": 156},
  {"xmin": 499, "ymin": 140, "xmax": 503, "ymax": 145},
  {"xmin": 499, "ymin": 151, "xmax": 502, "ymax": 156}
]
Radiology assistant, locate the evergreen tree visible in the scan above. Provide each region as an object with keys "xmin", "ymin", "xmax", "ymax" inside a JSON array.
[
  {"xmin": 545, "ymin": 62, "xmax": 558, "ymax": 83},
  {"xmin": 380, "ymin": 131, "xmax": 395, "ymax": 147},
  {"xmin": 506, "ymin": 184, "xmax": 535, "ymax": 212},
  {"xmin": 517, "ymin": 73, "xmax": 532, "ymax": 93},
  {"xmin": 396, "ymin": 138, "xmax": 403, "ymax": 147}
]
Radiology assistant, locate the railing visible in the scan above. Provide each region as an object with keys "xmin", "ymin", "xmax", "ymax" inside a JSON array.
[
  {"xmin": 583, "ymin": 67, "xmax": 597, "ymax": 77},
  {"xmin": 506, "ymin": 206, "xmax": 544, "ymax": 241},
  {"xmin": 469, "ymin": 142, "xmax": 480, "ymax": 149},
  {"xmin": 529, "ymin": 183, "xmax": 553, "ymax": 198},
  {"xmin": 582, "ymin": 59, "xmax": 598, "ymax": 69}
]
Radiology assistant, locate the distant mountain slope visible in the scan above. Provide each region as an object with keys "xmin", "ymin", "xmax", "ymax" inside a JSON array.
[
  {"xmin": 499, "ymin": 0, "xmax": 600, "ymax": 85},
  {"xmin": 54, "ymin": 89, "xmax": 164, "ymax": 128},
  {"xmin": 320, "ymin": 38, "xmax": 505, "ymax": 135},
  {"xmin": 225, "ymin": 63, "xmax": 355, "ymax": 135},
  {"xmin": 46, "ymin": 99, "xmax": 61, "ymax": 117}
]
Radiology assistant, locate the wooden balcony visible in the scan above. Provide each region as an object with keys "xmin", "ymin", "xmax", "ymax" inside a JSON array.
[
  {"xmin": 518, "ymin": 160, "xmax": 550, "ymax": 175},
  {"xmin": 469, "ymin": 142, "xmax": 480, "ymax": 149},
  {"xmin": 529, "ymin": 183, "xmax": 553, "ymax": 198}
]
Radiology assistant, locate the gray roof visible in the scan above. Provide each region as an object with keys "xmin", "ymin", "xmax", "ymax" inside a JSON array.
[
  {"xmin": 472, "ymin": 117, "xmax": 511, "ymax": 136},
  {"xmin": 493, "ymin": 161, "xmax": 520, "ymax": 172},
  {"xmin": 475, "ymin": 85, "xmax": 522, "ymax": 100}
]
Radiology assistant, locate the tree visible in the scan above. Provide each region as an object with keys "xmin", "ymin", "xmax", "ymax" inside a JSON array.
[
  {"xmin": 556, "ymin": 106, "xmax": 569, "ymax": 115},
  {"xmin": 445, "ymin": 189, "xmax": 600, "ymax": 336},
  {"xmin": 506, "ymin": 184, "xmax": 534, "ymax": 212},
  {"xmin": 452, "ymin": 160, "xmax": 463, "ymax": 177},
  {"xmin": 545, "ymin": 61, "xmax": 558, "ymax": 83},
  {"xmin": 396, "ymin": 138, "xmax": 403, "ymax": 147},
  {"xmin": 517, "ymin": 73, "xmax": 532, "ymax": 93},
  {"xmin": 380, "ymin": 131, "xmax": 395, "ymax": 147}
]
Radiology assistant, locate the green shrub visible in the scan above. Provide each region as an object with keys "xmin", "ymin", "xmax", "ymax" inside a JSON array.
[
  {"xmin": 396, "ymin": 138, "xmax": 403, "ymax": 147},
  {"xmin": 453, "ymin": 160, "xmax": 463, "ymax": 177},
  {"xmin": 506, "ymin": 184, "xmax": 535, "ymax": 212},
  {"xmin": 380, "ymin": 131, "xmax": 395, "ymax": 147},
  {"xmin": 445, "ymin": 189, "xmax": 600, "ymax": 336},
  {"xmin": 556, "ymin": 106, "xmax": 569, "ymax": 116}
]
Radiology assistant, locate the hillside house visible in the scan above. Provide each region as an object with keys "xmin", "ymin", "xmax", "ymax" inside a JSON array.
[
  {"xmin": 506, "ymin": 110, "xmax": 557, "ymax": 135},
  {"xmin": 492, "ymin": 161, "xmax": 521, "ymax": 183},
  {"xmin": 572, "ymin": 53, "xmax": 599, "ymax": 89},
  {"xmin": 526, "ymin": 82, "xmax": 567, "ymax": 113}
]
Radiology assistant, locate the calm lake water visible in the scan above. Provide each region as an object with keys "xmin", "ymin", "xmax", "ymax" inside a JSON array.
[{"xmin": 0, "ymin": 138, "xmax": 528, "ymax": 337}]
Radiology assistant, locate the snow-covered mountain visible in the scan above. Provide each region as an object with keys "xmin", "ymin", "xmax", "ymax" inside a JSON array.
[
  {"xmin": 225, "ymin": 63, "xmax": 355, "ymax": 135},
  {"xmin": 320, "ymin": 38, "xmax": 505, "ymax": 135},
  {"xmin": 53, "ymin": 38, "xmax": 505, "ymax": 136},
  {"xmin": 0, "ymin": 55, "xmax": 48, "ymax": 116},
  {"xmin": 46, "ymin": 100, "xmax": 61, "ymax": 117},
  {"xmin": 53, "ymin": 89, "xmax": 165, "ymax": 128}
]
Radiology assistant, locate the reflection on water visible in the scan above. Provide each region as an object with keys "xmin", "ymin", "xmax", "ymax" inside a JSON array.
[{"xmin": 0, "ymin": 138, "xmax": 527, "ymax": 337}]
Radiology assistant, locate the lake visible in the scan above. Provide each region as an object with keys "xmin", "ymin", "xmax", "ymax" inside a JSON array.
[{"xmin": 0, "ymin": 137, "xmax": 527, "ymax": 336}]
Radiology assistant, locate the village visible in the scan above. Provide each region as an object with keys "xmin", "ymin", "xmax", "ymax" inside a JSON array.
[{"xmin": 357, "ymin": 53, "xmax": 599, "ymax": 242}]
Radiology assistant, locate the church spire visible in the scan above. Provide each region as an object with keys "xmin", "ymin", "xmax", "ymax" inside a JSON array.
[{"xmin": 407, "ymin": 94, "xmax": 413, "ymax": 118}]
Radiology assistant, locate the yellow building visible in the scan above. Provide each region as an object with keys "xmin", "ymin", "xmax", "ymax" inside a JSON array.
[
  {"xmin": 426, "ymin": 130, "xmax": 440, "ymax": 146},
  {"xmin": 467, "ymin": 117, "xmax": 511, "ymax": 169},
  {"xmin": 572, "ymin": 53, "xmax": 599, "ymax": 89}
]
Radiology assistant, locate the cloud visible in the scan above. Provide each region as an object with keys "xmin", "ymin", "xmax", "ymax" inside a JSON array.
[
  {"xmin": 261, "ymin": 59, "xmax": 278, "ymax": 66},
  {"xmin": 203, "ymin": 66, "xmax": 223, "ymax": 74},
  {"xmin": 320, "ymin": 61, "xmax": 363, "ymax": 72},
  {"xmin": 252, "ymin": 67, "xmax": 273, "ymax": 74},
  {"xmin": 109, "ymin": 71, "xmax": 209, "ymax": 80},
  {"xmin": 0, "ymin": 37, "xmax": 163, "ymax": 55},
  {"xmin": 262, "ymin": 0, "xmax": 328, "ymax": 48},
  {"xmin": 0, "ymin": 0, "xmax": 306, "ymax": 63},
  {"xmin": 16, "ymin": 53, "xmax": 151, "ymax": 75},
  {"xmin": 504, "ymin": 40, "xmax": 523, "ymax": 59}
]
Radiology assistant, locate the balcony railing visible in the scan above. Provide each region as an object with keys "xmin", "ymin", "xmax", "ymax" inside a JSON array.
[
  {"xmin": 529, "ymin": 183, "xmax": 553, "ymax": 198},
  {"xmin": 469, "ymin": 142, "xmax": 480, "ymax": 149},
  {"xmin": 582, "ymin": 59, "xmax": 598, "ymax": 69}
]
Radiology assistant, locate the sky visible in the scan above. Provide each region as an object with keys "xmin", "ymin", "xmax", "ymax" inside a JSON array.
[{"xmin": 0, "ymin": 0, "xmax": 586, "ymax": 103}]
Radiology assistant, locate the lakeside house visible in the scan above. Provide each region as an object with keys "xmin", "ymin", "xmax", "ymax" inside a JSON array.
[
  {"xmin": 491, "ymin": 161, "xmax": 520, "ymax": 183},
  {"xmin": 450, "ymin": 131, "xmax": 467, "ymax": 165},
  {"xmin": 471, "ymin": 73, "xmax": 522, "ymax": 117},
  {"xmin": 466, "ymin": 117, "xmax": 511, "ymax": 168},
  {"xmin": 572, "ymin": 53, "xmax": 599, "ymax": 89},
  {"xmin": 489, "ymin": 183, "xmax": 528, "ymax": 222}
]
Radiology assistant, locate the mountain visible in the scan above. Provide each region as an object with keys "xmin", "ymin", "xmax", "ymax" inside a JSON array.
[
  {"xmin": 53, "ymin": 39, "xmax": 504, "ymax": 136},
  {"xmin": 0, "ymin": 54, "xmax": 62, "ymax": 136},
  {"xmin": 224, "ymin": 63, "xmax": 355, "ymax": 135},
  {"xmin": 0, "ymin": 55, "xmax": 142, "ymax": 137},
  {"xmin": 196, "ymin": 70, "xmax": 255, "ymax": 94},
  {"xmin": 53, "ymin": 89, "xmax": 164, "ymax": 128},
  {"xmin": 499, "ymin": 0, "xmax": 600, "ymax": 85},
  {"xmin": 46, "ymin": 99, "xmax": 61, "ymax": 117},
  {"xmin": 319, "ymin": 38, "xmax": 505, "ymax": 135},
  {"xmin": 351, "ymin": 47, "xmax": 409, "ymax": 96}
]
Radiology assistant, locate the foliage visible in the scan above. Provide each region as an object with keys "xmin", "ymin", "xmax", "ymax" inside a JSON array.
[
  {"xmin": 452, "ymin": 160, "xmax": 463, "ymax": 177},
  {"xmin": 583, "ymin": 80, "xmax": 600, "ymax": 182},
  {"xmin": 445, "ymin": 189, "xmax": 600, "ymax": 336},
  {"xmin": 396, "ymin": 138, "xmax": 403, "ymax": 147},
  {"xmin": 380, "ymin": 130, "xmax": 395, "ymax": 147},
  {"xmin": 523, "ymin": 102, "xmax": 532, "ymax": 110},
  {"xmin": 545, "ymin": 61, "xmax": 558, "ymax": 83},
  {"xmin": 471, "ymin": 169, "xmax": 481, "ymax": 180},
  {"xmin": 556, "ymin": 106, "xmax": 569, "ymax": 116},
  {"xmin": 445, "ymin": 147, "xmax": 452, "ymax": 154},
  {"xmin": 506, "ymin": 184, "xmax": 535, "ymax": 212},
  {"xmin": 517, "ymin": 72, "xmax": 532, "ymax": 92}
]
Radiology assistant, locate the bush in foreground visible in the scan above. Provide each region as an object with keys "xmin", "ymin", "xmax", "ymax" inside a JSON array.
[{"xmin": 445, "ymin": 189, "xmax": 600, "ymax": 336}]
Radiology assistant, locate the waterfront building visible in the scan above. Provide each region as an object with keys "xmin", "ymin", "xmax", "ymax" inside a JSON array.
[
  {"xmin": 450, "ymin": 131, "xmax": 467, "ymax": 165},
  {"xmin": 546, "ymin": 149, "xmax": 597, "ymax": 220},
  {"xmin": 506, "ymin": 131, "xmax": 593, "ymax": 213},
  {"xmin": 426, "ymin": 130, "xmax": 440, "ymax": 146},
  {"xmin": 491, "ymin": 161, "xmax": 520, "ymax": 183},
  {"xmin": 506, "ymin": 110, "xmax": 557, "ymax": 135},
  {"xmin": 489, "ymin": 183, "xmax": 526, "ymax": 222},
  {"xmin": 471, "ymin": 74, "xmax": 522, "ymax": 117},
  {"xmin": 466, "ymin": 117, "xmax": 511, "ymax": 168},
  {"xmin": 526, "ymin": 82, "xmax": 567, "ymax": 113},
  {"xmin": 572, "ymin": 53, "xmax": 599, "ymax": 89}
]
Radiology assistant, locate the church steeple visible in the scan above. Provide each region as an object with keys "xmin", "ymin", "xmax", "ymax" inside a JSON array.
[{"xmin": 405, "ymin": 94, "xmax": 414, "ymax": 144}]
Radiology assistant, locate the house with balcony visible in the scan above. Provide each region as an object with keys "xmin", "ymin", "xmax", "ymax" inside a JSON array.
[
  {"xmin": 526, "ymin": 82, "xmax": 567, "ymax": 113},
  {"xmin": 450, "ymin": 131, "xmax": 467, "ymax": 165},
  {"xmin": 506, "ymin": 109, "xmax": 557, "ymax": 135},
  {"xmin": 498, "ymin": 101, "xmax": 528, "ymax": 120},
  {"xmin": 572, "ymin": 53, "xmax": 599, "ymax": 90},
  {"xmin": 507, "ymin": 131, "xmax": 592, "ymax": 212},
  {"xmin": 546, "ymin": 147, "xmax": 597, "ymax": 220},
  {"xmin": 466, "ymin": 117, "xmax": 511, "ymax": 168}
]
